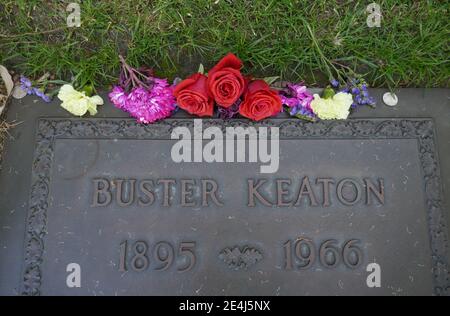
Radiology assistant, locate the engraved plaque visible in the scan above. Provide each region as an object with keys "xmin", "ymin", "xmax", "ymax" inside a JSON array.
[{"xmin": 22, "ymin": 118, "xmax": 449, "ymax": 296}]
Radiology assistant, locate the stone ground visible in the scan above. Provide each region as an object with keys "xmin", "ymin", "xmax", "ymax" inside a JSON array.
[{"xmin": 0, "ymin": 88, "xmax": 448, "ymax": 295}]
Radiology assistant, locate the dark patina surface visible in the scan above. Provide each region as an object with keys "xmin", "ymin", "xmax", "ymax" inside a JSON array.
[{"xmin": 0, "ymin": 89, "xmax": 449, "ymax": 296}]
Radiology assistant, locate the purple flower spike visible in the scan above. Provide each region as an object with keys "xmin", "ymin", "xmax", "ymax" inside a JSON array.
[
  {"xmin": 20, "ymin": 76, "xmax": 32, "ymax": 90},
  {"xmin": 20, "ymin": 76, "xmax": 34, "ymax": 95},
  {"xmin": 278, "ymin": 82, "xmax": 316, "ymax": 121},
  {"xmin": 355, "ymin": 95, "xmax": 363, "ymax": 104},
  {"xmin": 19, "ymin": 76, "xmax": 52, "ymax": 102},
  {"xmin": 335, "ymin": 78, "xmax": 376, "ymax": 110},
  {"xmin": 351, "ymin": 87, "xmax": 360, "ymax": 95},
  {"xmin": 330, "ymin": 79, "xmax": 340, "ymax": 88},
  {"xmin": 40, "ymin": 93, "xmax": 51, "ymax": 103}
]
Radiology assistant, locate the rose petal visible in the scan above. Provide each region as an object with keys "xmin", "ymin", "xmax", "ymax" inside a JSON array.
[
  {"xmin": 208, "ymin": 53, "xmax": 243, "ymax": 77},
  {"xmin": 174, "ymin": 73, "xmax": 209, "ymax": 97},
  {"xmin": 247, "ymin": 80, "xmax": 271, "ymax": 94}
]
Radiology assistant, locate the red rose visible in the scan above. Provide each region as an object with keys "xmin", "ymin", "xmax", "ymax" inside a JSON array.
[
  {"xmin": 174, "ymin": 73, "xmax": 214, "ymax": 117},
  {"xmin": 207, "ymin": 53, "xmax": 246, "ymax": 108},
  {"xmin": 239, "ymin": 80, "xmax": 282, "ymax": 121}
]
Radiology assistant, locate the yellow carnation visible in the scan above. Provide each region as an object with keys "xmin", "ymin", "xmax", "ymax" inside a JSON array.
[
  {"xmin": 310, "ymin": 92, "xmax": 353, "ymax": 120},
  {"xmin": 58, "ymin": 84, "xmax": 103, "ymax": 116}
]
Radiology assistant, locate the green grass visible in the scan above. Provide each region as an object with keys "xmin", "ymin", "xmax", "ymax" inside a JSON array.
[{"xmin": 0, "ymin": 0, "xmax": 449, "ymax": 89}]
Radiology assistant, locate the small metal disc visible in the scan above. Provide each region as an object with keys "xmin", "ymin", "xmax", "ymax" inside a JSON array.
[{"xmin": 383, "ymin": 92, "xmax": 399, "ymax": 107}]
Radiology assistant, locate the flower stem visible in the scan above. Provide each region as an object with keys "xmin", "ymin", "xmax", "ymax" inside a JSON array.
[{"xmin": 118, "ymin": 55, "xmax": 152, "ymax": 90}]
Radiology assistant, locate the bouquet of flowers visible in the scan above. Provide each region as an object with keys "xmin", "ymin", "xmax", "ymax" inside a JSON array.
[
  {"xmin": 106, "ymin": 53, "xmax": 376, "ymax": 123},
  {"xmin": 174, "ymin": 53, "xmax": 282, "ymax": 122}
]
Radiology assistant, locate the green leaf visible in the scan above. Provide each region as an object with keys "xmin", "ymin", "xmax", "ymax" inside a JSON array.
[
  {"xmin": 263, "ymin": 76, "xmax": 280, "ymax": 85},
  {"xmin": 198, "ymin": 63, "xmax": 205, "ymax": 74},
  {"xmin": 322, "ymin": 87, "xmax": 336, "ymax": 99},
  {"xmin": 44, "ymin": 80, "xmax": 71, "ymax": 85},
  {"xmin": 82, "ymin": 84, "xmax": 95, "ymax": 96}
]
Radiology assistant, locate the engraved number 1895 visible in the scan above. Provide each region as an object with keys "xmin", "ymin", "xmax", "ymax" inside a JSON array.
[{"xmin": 119, "ymin": 240, "xmax": 197, "ymax": 273}]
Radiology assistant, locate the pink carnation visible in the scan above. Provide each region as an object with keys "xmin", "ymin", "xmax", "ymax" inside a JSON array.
[
  {"xmin": 108, "ymin": 55, "xmax": 177, "ymax": 124},
  {"xmin": 109, "ymin": 81, "xmax": 177, "ymax": 124},
  {"xmin": 109, "ymin": 86, "xmax": 128, "ymax": 109}
]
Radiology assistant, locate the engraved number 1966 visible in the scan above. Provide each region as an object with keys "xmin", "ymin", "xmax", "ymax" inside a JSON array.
[
  {"xmin": 283, "ymin": 238, "xmax": 363, "ymax": 270},
  {"xmin": 119, "ymin": 240, "xmax": 196, "ymax": 273}
]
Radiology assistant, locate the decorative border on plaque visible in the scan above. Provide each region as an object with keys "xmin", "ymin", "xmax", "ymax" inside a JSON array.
[{"xmin": 22, "ymin": 118, "xmax": 449, "ymax": 295}]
